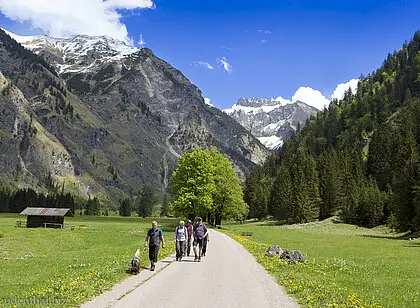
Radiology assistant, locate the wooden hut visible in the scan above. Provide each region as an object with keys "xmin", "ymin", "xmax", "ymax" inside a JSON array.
[{"xmin": 20, "ymin": 207, "xmax": 70, "ymax": 228}]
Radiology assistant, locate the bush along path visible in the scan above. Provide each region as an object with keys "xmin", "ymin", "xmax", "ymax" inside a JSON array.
[{"xmin": 221, "ymin": 230, "xmax": 386, "ymax": 308}]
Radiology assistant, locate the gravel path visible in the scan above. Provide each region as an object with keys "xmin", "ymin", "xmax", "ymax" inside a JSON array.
[{"xmin": 82, "ymin": 229, "xmax": 299, "ymax": 308}]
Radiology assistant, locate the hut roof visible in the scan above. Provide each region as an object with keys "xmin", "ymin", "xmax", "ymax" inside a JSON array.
[{"xmin": 20, "ymin": 207, "xmax": 70, "ymax": 217}]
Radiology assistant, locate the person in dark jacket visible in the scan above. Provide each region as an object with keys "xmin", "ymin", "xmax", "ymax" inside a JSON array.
[
  {"xmin": 192, "ymin": 217, "xmax": 208, "ymax": 262},
  {"xmin": 144, "ymin": 221, "xmax": 165, "ymax": 271},
  {"xmin": 184, "ymin": 220, "xmax": 193, "ymax": 256}
]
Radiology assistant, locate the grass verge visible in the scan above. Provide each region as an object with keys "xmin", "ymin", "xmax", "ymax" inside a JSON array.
[
  {"xmin": 221, "ymin": 219, "xmax": 420, "ymax": 308},
  {"xmin": 0, "ymin": 214, "xmax": 176, "ymax": 307}
]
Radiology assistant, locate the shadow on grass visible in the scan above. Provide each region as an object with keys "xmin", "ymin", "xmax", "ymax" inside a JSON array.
[
  {"xmin": 403, "ymin": 242, "xmax": 420, "ymax": 247},
  {"xmin": 358, "ymin": 232, "xmax": 415, "ymax": 241}
]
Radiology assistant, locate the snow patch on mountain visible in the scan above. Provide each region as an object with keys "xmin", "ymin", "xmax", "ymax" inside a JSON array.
[
  {"xmin": 3, "ymin": 29, "xmax": 139, "ymax": 75},
  {"xmin": 204, "ymin": 97, "xmax": 215, "ymax": 107},
  {"xmin": 258, "ymin": 136, "xmax": 284, "ymax": 150},
  {"xmin": 224, "ymin": 98, "xmax": 319, "ymax": 150}
]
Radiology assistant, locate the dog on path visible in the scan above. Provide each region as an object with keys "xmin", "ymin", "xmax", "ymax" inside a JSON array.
[{"xmin": 130, "ymin": 249, "xmax": 141, "ymax": 275}]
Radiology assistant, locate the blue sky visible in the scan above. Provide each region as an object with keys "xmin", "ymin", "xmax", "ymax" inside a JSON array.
[{"xmin": 1, "ymin": 0, "xmax": 420, "ymax": 109}]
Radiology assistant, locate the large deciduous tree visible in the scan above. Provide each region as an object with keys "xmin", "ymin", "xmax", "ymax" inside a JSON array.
[
  {"xmin": 170, "ymin": 148, "xmax": 247, "ymax": 224},
  {"xmin": 170, "ymin": 148, "xmax": 216, "ymax": 219},
  {"xmin": 210, "ymin": 149, "xmax": 248, "ymax": 225}
]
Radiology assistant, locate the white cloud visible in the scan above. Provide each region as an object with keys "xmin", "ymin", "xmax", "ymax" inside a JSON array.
[
  {"xmin": 291, "ymin": 87, "xmax": 330, "ymax": 111},
  {"xmin": 261, "ymin": 39, "xmax": 267, "ymax": 43},
  {"xmin": 258, "ymin": 29, "xmax": 272, "ymax": 34},
  {"xmin": 137, "ymin": 34, "xmax": 146, "ymax": 47},
  {"xmin": 0, "ymin": 0, "xmax": 154, "ymax": 43},
  {"xmin": 218, "ymin": 56, "xmax": 232, "ymax": 73},
  {"xmin": 272, "ymin": 80, "xmax": 359, "ymax": 111},
  {"xmin": 192, "ymin": 61, "xmax": 214, "ymax": 70},
  {"xmin": 104, "ymin": 0, "xmax": 153, "ymax": 9},
  {"xmin": 331, "ymin": 79, "xmax": 359, "ymax": 101}
]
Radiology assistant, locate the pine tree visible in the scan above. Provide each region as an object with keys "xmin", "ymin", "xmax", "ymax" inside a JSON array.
[
  {"xmin": 269, "ymin": 167, "xmax": 292, "ymax": 221},
  {"xmin": 160, "ymin": 193, "xmax": 170, "ymax": 217},
  {"xmin": 317, "ymin": 148, "xmax": 341, "ymax": 219},
  {"xmin": 119, "ymin": 198, "xmax": 132, "ymax": 217},
  {"xmin": 367, "ymin": 123, "xmax": 393, "ymax": 190},
  {"xmin": 250, "ymin": 177, "xmax": 271, "ymax": 220},
  {"xmin": 84, "ymin": 197, "xmax": 101, "ymax": 216},
  {"xmin": 137, "ymin": 185, "xmax": 158, "ymax": 217}
]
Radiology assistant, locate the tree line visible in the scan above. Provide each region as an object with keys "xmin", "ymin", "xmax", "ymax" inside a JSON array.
[
  {"xmin": 245, "ymin": 31, "xmax": 420, "ymax": 232},
  {"xmin": 0, "ymin": 187, "xmax": 75, "ymax": 215}
]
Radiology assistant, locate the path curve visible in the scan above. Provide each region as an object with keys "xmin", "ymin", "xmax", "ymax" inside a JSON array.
[{"xmin": 83, "ymin": 230, "xmax": 299, "ymax": 308}]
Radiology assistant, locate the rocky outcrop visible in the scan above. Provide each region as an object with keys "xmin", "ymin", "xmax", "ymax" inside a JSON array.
[
  {"xmin": 265, "ymin": 246, "xmax": 305, "ymax": 263},
  {"xmin": 266, "ymin": 246, "xmax": 283, "ymax": 257},
  {"xmin": 280, "ymin": 250, "xmax": 305, "ymax": 263}
]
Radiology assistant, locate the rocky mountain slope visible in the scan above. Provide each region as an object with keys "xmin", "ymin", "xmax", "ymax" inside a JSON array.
[
  {"xmin": 0, "ymin": 29, "xmax": 267, "ymax": 205},
  {"xmin": 224, "ymin": 97, "xmax": 319, "ymax": 149}
]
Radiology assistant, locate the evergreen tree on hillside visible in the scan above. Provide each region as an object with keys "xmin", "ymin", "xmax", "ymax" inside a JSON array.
[
  {"xmin": 137, "ymin": 185, "xmax": 158, "ymax": 218},
  {"xmin": 293, "ymin": 148, "xmax": 320, "ymax": 222},
  {"xmin": 367, "ymin": 122, "xmax": 394, "ymax": 190},
  {"xmin": 317, "ymin": 148, "xmax": 341, "ymax": 219},
  {"xmin": 269, "ymin": 167, "xmax": 292, "ymax": 221},
  {"xmin": 243, "ymin": 32, "xmax": 420, "ymax": 229},
  {"xmin": 119, "ymin": 198, "xmax": 132, "ymax": 217},
  {"xmin": 160, "ymin": 193, "xmax": 170, "ymax": 217},
  {"xmin": 84, "ymin": 197, "xmax": 100, "ymax": 216},
  {"xmin": 249, "ymin": 176, "xmax": 271, "ymax": 220},
  {"xmin": 338, "ymin": 149, "xmax": 362, "ymax": 224},
  {"xmin": 356, "ymin": 178, "xmax": 387, "ymax": 228}
]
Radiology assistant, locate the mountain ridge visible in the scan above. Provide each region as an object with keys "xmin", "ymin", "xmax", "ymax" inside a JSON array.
[
  {"xmin": 0, "ymin": 29, "xmax": 267, "ymax": 206},
  {"xmin": 224, "ymin": 97, "xmax": 319, "ymax": 149}
]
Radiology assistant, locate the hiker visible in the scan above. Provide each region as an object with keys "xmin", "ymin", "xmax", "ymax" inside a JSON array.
[
  {"xmin": 184, "ymin": 220, "xmax": 193, "ymax": 256},
  {"xmin": 202, "ymin": 233, "xmax": 209, "ymax": 256},
  {"xmin": 174, "ymin": 220, "xmax": 188, "ymax": 261},
  {"xmin": 193, "ymin": 217, "xmax": 208, "ymax": 262},
  {"xmin": 144, "ymin": 221, "xmax": 165, "ymax": 271}
]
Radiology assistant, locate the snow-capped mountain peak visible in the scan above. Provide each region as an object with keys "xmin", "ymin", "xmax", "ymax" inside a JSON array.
[
  {"xmin": 224, "ymin": 97, "xmax": 319, "ymax": 150},
  {"xmin": 2, "ymin": 29, "xmax": 139, "ymax": 75}
]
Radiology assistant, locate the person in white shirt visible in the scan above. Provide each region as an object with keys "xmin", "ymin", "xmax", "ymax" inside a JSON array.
[{"xmin": 174, "ymin": 220, "xmax": 188, "ymax": 262}]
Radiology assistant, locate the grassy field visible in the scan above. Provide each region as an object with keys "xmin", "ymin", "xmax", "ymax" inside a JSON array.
[
  {"xmin": 222, "ymin": 218, "xmax": 420, "ymax": 308},
  {"xmin": 0, "ymin": 214, "xmax": 176, "ymax": 307}
]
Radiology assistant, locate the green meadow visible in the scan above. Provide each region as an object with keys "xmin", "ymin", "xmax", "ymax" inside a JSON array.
[
  {"xmin": 222, "ymin": 219, "xmax": 420, "ymax": 308},
  {"xmin": 0, "ymin": 214, "xmax": 176, "ymax": 307}
]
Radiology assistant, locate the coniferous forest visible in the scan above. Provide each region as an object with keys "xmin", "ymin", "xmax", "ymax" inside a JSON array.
[
  {"xmin": 0, "ymin": 187, "xmax": 75, "ymax": 216},
  {"xmin": 245, "ymin": 31, "xmax": 420, "ymax": 232}
]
